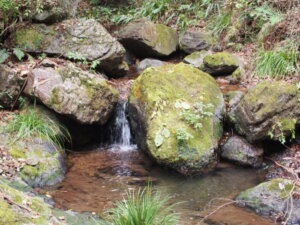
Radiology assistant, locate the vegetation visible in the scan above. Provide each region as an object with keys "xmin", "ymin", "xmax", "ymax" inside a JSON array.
[
  {"xmin": 254, "ymin": 45, "xmax": 298, "ymax": 78},
  {"xmin": 5, "ymin": 107, "xmax": 71, "ymax": 147},
  {"xmin": 105, "ymin": 185, "xmax": 179, "ymax": 225}
]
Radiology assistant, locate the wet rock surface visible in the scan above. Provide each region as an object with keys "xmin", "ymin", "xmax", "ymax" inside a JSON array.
[
  {"xmin": 237, "ymin": 178, "xmax": 300, "ymax": 224},
  {"xmin": 221, "ymin": 135, "xmax": 264, "ymax": 167},
  {"xmin": 137, "ymin": 58, "xmax": 166, "ymax": 73}
]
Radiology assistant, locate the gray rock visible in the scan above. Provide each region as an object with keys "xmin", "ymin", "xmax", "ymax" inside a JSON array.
[
  {"xmin": 0, "ymin": 65, "xmax": 25, "ymax": 109},
  {"xmin": 0, "ymin": 105, "xmax": 66, "ymax": 188},
  {"xmin": 237, "ymin": 178, "xmax": 300, "ymax": 224},
  {"xmin": 24, "ymin": 62, "xmax": 119, "ymax": 124},
  {"xmin": 11, "ymin": 19, "xmax": 127, "ymax": 77},
  {"xmin": 233, "ymin": 81, "xmax": 300, "ymax": 143},
  {"xmin": 137, "ymin": 58, "xmax": 166, "ymax": 73},
  {"xmin": 221, "ymin": 136, "xmax": 263, "ymax": 167},
  {"xmin": 119, "ymin": 18, "xmax": 178, "ymax": 57},
  {"xmin": 179, "ymin": 30, "xmax": 215, "ymax": 53},
  {"xmin": 225, "ymin": 91, "xmax": 245, "ymax": 125},
  {"xmin": 183, "ymin": 50, "xmax": 211, "ymax": 68}
]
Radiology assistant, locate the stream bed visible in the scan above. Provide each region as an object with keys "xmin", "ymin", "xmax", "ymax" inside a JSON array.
[{"xmin": 42, "ymin": 146, "xmax": 274, "ymax": 225}]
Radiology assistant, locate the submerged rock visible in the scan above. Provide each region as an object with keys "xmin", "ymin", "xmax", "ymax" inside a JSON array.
[
  {"xmin": 179, "ymin": 30, "xmax": 216, "ymax": 53},
  {"xmin": 233, "ymin": 81, "xmax": 300, "ymax": 143},
  {"xmin": 237, "ymin": 178, "xmax": 300, "ymax": 224},
  {"xmin": 201, "ymin": 52, "xmax": 239, "ymax": 76},
  {"xmin": 129, "ymin": 63, "xmax": 224, "ymax": 175},
  {"xmin": 24, "ymin": 62, "xmax": 119, "ymax": 124},
  {"xmin": 119, "ymin": 18, "xmax": 178, "ymax": 57},
  {"xmin": 0, "ymin": 65, "xmax": 25, "ymax": 109},
  {"xmin": 221, "ymin": 136, "xmax": 263, "ymax": 167},
  {"xmin": 0, "ymin": 106, "xmax": 66, "ymax": 188},
  {"xmin": 137, "ymin": 58, "xmax": 166, "ymax": 73},
  {"xmin": 10, "ymin": 19, "xmax": 127, "ymax": 77}
]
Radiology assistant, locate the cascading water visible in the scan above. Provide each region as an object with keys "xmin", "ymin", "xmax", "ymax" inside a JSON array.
[{"xmin": 108, "ymin": 101, "xmax": 136, "ymax": 151}]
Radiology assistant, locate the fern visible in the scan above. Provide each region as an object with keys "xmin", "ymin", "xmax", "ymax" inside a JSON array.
[{"xmin": 0, "ymin": 49, "xmax": 9, "ymax": 64}]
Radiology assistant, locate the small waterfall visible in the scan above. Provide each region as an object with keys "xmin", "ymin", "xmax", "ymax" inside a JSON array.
[{"xmin": 109, "ymin": 101, "xmax": 136, "ymax": 151}]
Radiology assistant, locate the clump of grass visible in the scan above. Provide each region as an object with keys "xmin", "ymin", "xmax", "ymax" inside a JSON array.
[
  {"xmin": 209, "ymin": 12, "xmax": 232, "ymax": 36},
  {"xmin": 254, "ymin": 46, "xmax": 298, "ymax": 78},
  {"xmin": 6, "ymin": 108, "xmax": 71, "ymax": 147},
  {"xmin": 105, "ymin": 186, "xmax": 179, "ymax": 225}
]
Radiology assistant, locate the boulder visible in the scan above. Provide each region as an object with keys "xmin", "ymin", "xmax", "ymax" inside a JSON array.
[
  {"xmin": 0, "ymin": 65, "xmax": 25, "ymax": 109},
  {"xmin": 0, "ymin": 178, "xmax": 101, "ymax": 225},
  {"xmin": 119, "ymin": 18, "xmax": 178, "ymax": 57},
  {"xmin": 183, "ymin": 50, "xmax": 211, "ymax": 68},
  {"xmin": 137, "ymin": 58, "xmax": 166, "ymax": 73},
  {"xmin": 233, "ymin": 81, "xmax": 300, "ymax": 143},
  {"xmin": 225, "ymin": 91, "xmax": 244, "ymax": 124},
  {"xmin": 237, "ymin": 179, "xmax": 300, "ymax": 224},
  {"xmin": 0, "ymin": 106, "xmax": 66, "ymax": 188},
  {"xmin": 200, "ymin": 52, "xmax": 239, "ymax": 76},
  {"xmin": 24, "ymin": 62, "xmax": 119, "ymax": 124},
  {"xmin": 10, "ymin": 19, "xmax": 127, "ymax": 77},
  {"xmin": 221, "ymin": 136, "xmax": 263, "ymax": 167},
  {"xmin": 129, "ymin": 63, "xmax": 224, "ymax": 175},
  {"xmin": 179, "ymin": 30, "xmax": 216, "ymax": 53}
]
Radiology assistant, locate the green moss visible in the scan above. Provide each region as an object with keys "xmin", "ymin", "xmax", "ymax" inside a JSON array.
[
  {"xmin": 267, "ymin": 178, "xmax": 294, "ymax": 198},
  {"xmin": 16, "ymin": 28, "xmax": 45, "ymax": 50},
  {"xmin": 232, "ymin": 68, "xmax": 243, "ymax": 79},
  {"xmin": 203, "ymin": 52, "xmax": 238, "ymax": 67},
  {"xmin": 130, "ymin": 63, "xmax": 224, "ymax": 171},
  {"xmin": 0, "ymin": 200, "xmax": 19, "ymax": 224},
  {"xmin": 154, "ymin": 24, "xmax": 177, "ymax": 55},
  {"xmin": 9, "ymin": 147, "xmax": 27, "ymax": 159}
]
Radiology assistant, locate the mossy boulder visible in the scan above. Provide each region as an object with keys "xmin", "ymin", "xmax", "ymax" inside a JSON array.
[
  {"xmin": 129, "ymin": 63, "xmax": 225, "ymax": 175},
  {"xmin": 183, "ymin": 50, "xmax": 211, "ymax": 68},
  {"xmin": 0, "ymin": 105, "xmax": 66, "ymax": 188},
  {"xmin": 237, "ymin": 179, "xmax": 300, "ymax": 224},
  {"xmin": 0, "ymin": 65, "xmax": 25, "ymax": 109},
  {"xmin": 233, "ymin": 81, "xmax": 300, "ymax": 143},
  {"xmin": 221, "ymin": 136, "xmax": 263, "ymax": 167},
  {"xmin": 179, "ymin": 30, "xmax": 217, "ymax": 53},
  {"xmin": 119, "ymin": 18, "xmax": 178, "ymax": 57},
  {"xmin": 201, "ymin": 52, "xmax": 239, "ymax": 76},
  {"xmin": 0, "ymin": 178, "xmax": 101, "ymax": 225},
  {"xmin": 24, "ymin": 61, "xmax": 119, "ymax": 124},
  {"xmin": 9, "ymin": 19, "xmax": 127, "ymax": 77}
]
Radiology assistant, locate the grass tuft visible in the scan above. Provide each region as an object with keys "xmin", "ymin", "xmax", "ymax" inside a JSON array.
[
  {"xmin": 105, "ymin": 185, "xmax": 179, "ymax": 225},
  {"xmin": 254, "ymin": 46, "xmax": 298, "ymax": 78},
  {"xmin": 5, "ymin": 108, "xmax": 71, "ymax": 147}
]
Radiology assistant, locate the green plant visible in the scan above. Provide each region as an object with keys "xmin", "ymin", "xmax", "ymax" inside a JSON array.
[
  {"xmin": 5, "ymin": 108, "xmax": 71, "ymax": 147},
  {"xmin": 105, "ymin": 185, "xmax": 179, "ymax": 225},
  {"xmin": 0, "ymin": 49, "xmax": 9, "ymax": 63},
  {"xmin": 254, "ymin": 45, "xmax": 298, "ymax": 78},
  {"xmin": 202, "ymin": 0, "xmax": 223, "ymax": 18},
  {"xmin": 209, "ymin": 12, "xmax": 232, "ymax": 36},
  {"xmin": 268, "ymin": 119, "xmax": 297, "ymax": 144},
  {"xmin": 13, "ymin": 48, "xmax": 25, "ymax": 61}
]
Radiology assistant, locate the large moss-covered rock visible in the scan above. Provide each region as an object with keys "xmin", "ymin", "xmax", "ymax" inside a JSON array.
[
  {"xmin": 0, "ymin": 178, "xmax": 101, "ymax": 225},
  {"xmin": 0, "ymin": 106, "xmax": 66, "ymax": 188},
  {"xmin": 179, "ymin": 30, "xmax": 216, "ymax": 53},
  {"xmin": 129, "ymin": 63, "xmax": 224, "ymax": 175},
  {"xmin": 237, "ymin": 179, "xmax": 300, "ymax": 224},
  {"xmin": 221, "ymin": 136, "xmax": 263, "ymax": 167},
  {"xmin": 10, "ymin": 19, "xmax": 127, "ymax": 77},
  {"xmin": 24, "ymin": 62, "xmax": 119, "ymax": 124},
  {"xmin": 233, "ymin": 81, "xmax": 300, "ymax": 143},
  {"xmin": 0, "ymin": 65, "xmax": 25, "ymax": 109},
  {"xmin": 201, "ymin": 52, "xmax": 239, "ymax": 76},
  {"xmin": 119, "ymin": 18, "xmax": 178, "ymax": 57}
]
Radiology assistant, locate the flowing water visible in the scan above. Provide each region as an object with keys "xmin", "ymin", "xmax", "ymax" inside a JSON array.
[{"xmin": 45, "ymin": 98, "xmax": 274, "ymax": 225}]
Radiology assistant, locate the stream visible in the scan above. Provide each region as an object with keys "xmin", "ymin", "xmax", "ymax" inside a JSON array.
[{"xmin": 41, "ymin": 68, "xmax": 274, "ymax": 225}]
